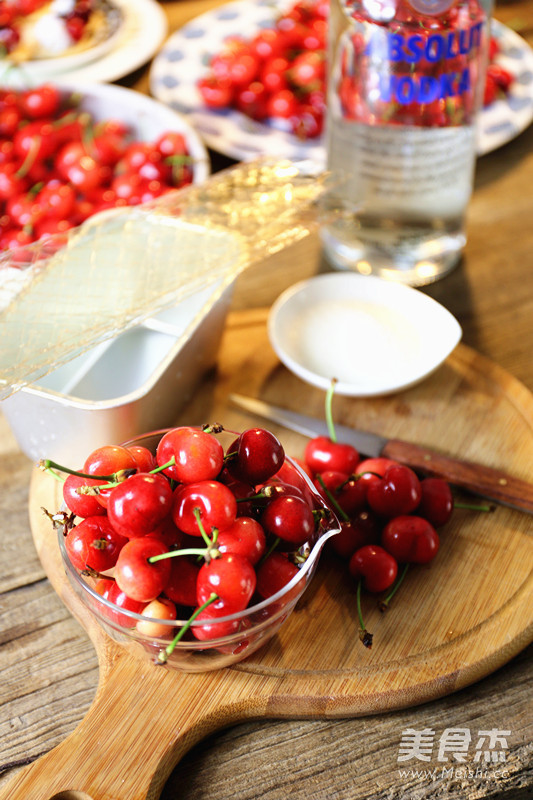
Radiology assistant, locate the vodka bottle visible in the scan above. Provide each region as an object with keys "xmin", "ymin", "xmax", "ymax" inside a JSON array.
[{"xmin": 322, "ymin": 0, "xmax": 492, "ymax": 285}]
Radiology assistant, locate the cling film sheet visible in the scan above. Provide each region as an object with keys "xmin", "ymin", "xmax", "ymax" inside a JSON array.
[{"xmin": 0, "ymin": 159, "xmax": 324, "ymax": 400}]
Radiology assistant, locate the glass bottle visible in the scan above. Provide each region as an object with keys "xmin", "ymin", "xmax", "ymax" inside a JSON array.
[{"xmin": 321, "ymin": 0, "xmax": 493, "ymax": 285}]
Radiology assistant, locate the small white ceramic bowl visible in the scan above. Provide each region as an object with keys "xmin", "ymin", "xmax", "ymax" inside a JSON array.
[{"xmin": 268, "ymin": 273, "xmax": 462, "ymax": 397}]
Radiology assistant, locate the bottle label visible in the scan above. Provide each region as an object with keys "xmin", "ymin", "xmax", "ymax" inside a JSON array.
[{"xmin": 332, "ymin": 0, "xmax": 488, "ymax": 127}]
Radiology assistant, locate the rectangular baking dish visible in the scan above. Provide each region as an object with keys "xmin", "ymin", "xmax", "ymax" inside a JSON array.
[{"xmin": 2, "ymin": 280, "xmax": 233, "ymax": 464}]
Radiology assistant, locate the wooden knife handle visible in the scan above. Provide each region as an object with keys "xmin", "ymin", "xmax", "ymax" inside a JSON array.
[{"xmin": 382, "ymin": 439, "xmax": 533, "ymax": 514}]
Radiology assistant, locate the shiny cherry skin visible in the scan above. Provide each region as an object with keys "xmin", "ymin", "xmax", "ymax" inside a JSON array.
[
  {"xmin": 62, "ymin": 472, "xmax": 107, "ymax": 518},
  {"xmin": 261, "ymin": 494, "xmax": 314, "ymax": 546},
  {"xmin": 304, "ymin": 435, "xmax": 360, "ymax": 477},
  {"xmin": 366, "ymin": 465, "xmax": 422, "ymax": 518},
  {"xmin": 65, "ymin": 516, "xmax": 128, "ymax": 572},
  {"xmin": 171, "ymin": 480, "xmax": 237, "ymax": 536},
  {"xmin": 226, "ymin": 427, "xmax": 285, "ymax": 485},
  {"xmin": 416, "ymin": 477, "xmax": 454, "ymax": 527},
  {"xmin": 256, "ymin": 552, "xmax": 300, "ymax": 600},
  {"xmin": 95, "ymin": 578, "xmax": 145, "ymax": 628},
  {"xmin": 196, "ymin": 553, "xmax": 256, "ymax": 612},
  {"xmin": 329, "ymin": 510, "xmax": 380, "ymax": 559},
  {"xmin": 191, "ymin": 602, "xmax": 243, "ymax": 641},
  {"xmin": 156, "ymin": 426, "xmax": 224, "ymax": 484},
  {"xmin": 314, "ymin": 469, "xmax": 367, "ymax": 516},
  {"xmin": 163, "ymin": 556, "xmax": 200, "ymax": 607},
  {"xmin": 114, "ymin": 537, "xmax": 171, "ymax": 603},
  {"xmin": 107, "ymin": 472, "xmax": 173, "ymax": 538},
  {"xmin": 349, "ymin": 544, "xmax": 398, "ymax": 593},
  {"xmin": 381, "ymin": 515, "xmax": 440, "ymax": 564},
  {"xmin": 216, "ymin": 516, "xmax": 266, "ymax": 565}
]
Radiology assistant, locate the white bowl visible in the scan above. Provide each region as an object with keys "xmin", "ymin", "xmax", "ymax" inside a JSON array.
[{"xmin": 268, "ymin": 273, "xmax": 462, "ymax": 397}]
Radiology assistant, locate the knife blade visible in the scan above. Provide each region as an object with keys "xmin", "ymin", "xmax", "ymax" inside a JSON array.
[{"xmin": 229, "ymin": 393, "xmax": 533, "ymax": 514}]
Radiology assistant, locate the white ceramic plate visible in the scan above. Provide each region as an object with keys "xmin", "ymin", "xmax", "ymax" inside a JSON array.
[
  {"xmin": 268, "ymin": 274, "xmax": 462, "ymax": 397},
  {"xmin": 1, "ymin": 0, "xmax": 167, "ymax": 85},
  {"xmin": 2, "ymin": 0, "xmax": 124, "ymax": 77},
  {"xmin": 149, "ymin": 0, "xmax": 533, "ymax": 162}
]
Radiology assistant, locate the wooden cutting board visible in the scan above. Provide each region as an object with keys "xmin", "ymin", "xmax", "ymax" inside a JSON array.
[{"xmin": 6, "ymin": 308, "xmax": 532, "ymax": 800}]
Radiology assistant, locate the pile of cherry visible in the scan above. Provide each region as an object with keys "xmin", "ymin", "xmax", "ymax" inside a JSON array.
[
  {"xmin": 197, "ymin": 0, "xmax": 514, "ymax": 139},
  {"xmin": 0, "ymin": 82, "xmax": 194, "ymax": 254},
  {"xmin": 44, "ymin": 413, "xmax": 483, "ymax": 661},
  {"xmin": 43, "ymin": 425, "xmax": 337, "ymax": 664}
]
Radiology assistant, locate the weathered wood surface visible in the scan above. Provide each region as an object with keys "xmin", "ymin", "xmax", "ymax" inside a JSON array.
[{"xmin": 1, "ymin": 0, "xmax": 533, "ymax": 797}]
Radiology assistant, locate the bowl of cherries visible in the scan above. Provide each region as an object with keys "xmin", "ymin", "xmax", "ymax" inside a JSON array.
[
  {"xmin": 44, "ymin": 424, "xmax": 340, "ymax": 672},
  {"xmin": 0, "ymin": 79, "xmax": 210, "ymax": 254}
]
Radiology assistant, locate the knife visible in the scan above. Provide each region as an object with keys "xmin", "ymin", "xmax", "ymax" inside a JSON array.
[{"xmin": 229, "ymin": 393, "xmax": 533, "ymax": 514}]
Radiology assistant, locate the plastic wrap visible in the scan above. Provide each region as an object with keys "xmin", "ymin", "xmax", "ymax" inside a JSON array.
[{"xmin": 0, "ymin": 159, "xmax": 324, "ymax": 399}]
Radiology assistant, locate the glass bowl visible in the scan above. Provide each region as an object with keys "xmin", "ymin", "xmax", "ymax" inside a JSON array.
[{"xmin": 57, "ymin": 429, "xmax": 340, "ymax": 672}]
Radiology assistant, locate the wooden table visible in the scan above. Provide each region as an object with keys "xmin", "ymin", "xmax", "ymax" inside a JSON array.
[{"xmin": 1, "ymin": 1, "xmax": 532, "ymax": 798}]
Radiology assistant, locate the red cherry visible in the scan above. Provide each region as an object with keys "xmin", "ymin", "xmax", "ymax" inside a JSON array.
[
  {"xmin": 156, "ymin": 426, "xmax": 224, "ymax": 484},
  {"xmin": 107, "ymin": 473, "xmax": 173, "ymax": 539},
  {"xmin": 19, "ymin": 84, "xmax": 61, "ymax": 119},
  {"xmin": 191, "ymin": 603, "xmax": 242, "ymax": 641},
  {"xmin": 416, "ymin": 477, "xmax": 453, "ymax": 527},
  {"xmin": 65, "ymin": 516, "xmax": 128, "ymax": 572},
  {"xmin": 261, "ymin": 494, "xmax": 314, "ymax": 546},
  {"xmin": 62, "ymin": 472, "xmax": 107, "ymax": 518},
  {"xmin": 366, "ymin": 465, "xmax": 422, "ymax": 518},
  {"xmin": 256, "ymin": 552, "xmax": 300, "ymax": 600},
  {"xmin": 216, "ymin": 516, "xmax": 266, "ymax": 565},
  {"xmin": 304, "ymin": 435, "xmax": 360, "ymax": 477},
  {"xmin": 163, "ymin": 556, "xmax": 200, "ymax": 607},
  {"xmin": 114, "ymin": 537, "xmax": 171, "ymax": 603},
  {"xmin": 381, "ymin": 516, "xmax": 440, "ymax": 564},
  {"xmin": 226, "ymin": 427, "xmax": 285, "ymax": 485},
  {"xmin": 171, "ymin": 480, "xmax": 237, "ymax": 536},
  {"xmin": 349, "ymin": 545, "xmax": 398, "ymax": 593},
  {"xmin": 126, "ymin": 444, "xmax": 157, "ymax": 473},
  {"xmin": 95, "ymin": 578, "xmax": 145, "ymax": 628},
  {"xmin": 196, "ymin": 553, "xmax": 256, "ymax": 612},
  {"xmin": 314, "ymin": 470, "xmax": 367, "ymax": 516},
  {"xmin": 329, "ymin": 511, "xmax": 380, "ymax": 559}
]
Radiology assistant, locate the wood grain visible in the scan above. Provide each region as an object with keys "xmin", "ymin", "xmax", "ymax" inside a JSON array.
[{"xmin": 2, "ymin": 309, "xmax": 531, "ymax": 800}]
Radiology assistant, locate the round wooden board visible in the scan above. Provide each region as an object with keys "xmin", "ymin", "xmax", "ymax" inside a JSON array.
[{"xmin": 9, "ymin": 308, "xmax": 532, "ymax": 800}]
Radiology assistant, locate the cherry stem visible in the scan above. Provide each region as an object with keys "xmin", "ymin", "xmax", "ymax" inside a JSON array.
[
  {"xmin": 193, "ymin": 507, "xmax": 217, "ymax": 548},
  {"xmin": 379, "ymin": 563, "xmax": 409, "ymax": 612},
  {"xmin": 356, "ymin": 579, "xmax": 373, "ymax": 649},
  {"xmin": 39, "ymin": 459, "xmax": 132, "ymax": 482},
  {"xmin": 149, "ymin": 456, "xmax": 176, "ymax": 475},
  {"xmin": 156, "ymin": 592, "xmax": 219, "ymax": 664},
  {"xmin": 315, "ymin": 474, "xmax": 349, "ymax": 522},
  {"xmin": 324, "ymin": 378, "xmax": 338, "ymax": 443},
  {"xmin": 16, "ymin": 135, "xmax": 41, "ymax": 179},
  {"xmin": 149, "ymin": 528, "xmax": 220, "ymax": 565},
  {"xmin": 454, "ymin": 500, "xmax": 495, "ymax": 512}
]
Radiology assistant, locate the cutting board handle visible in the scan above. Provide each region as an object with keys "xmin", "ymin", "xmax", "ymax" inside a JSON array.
[{"xmin": 1, "ymin": 647, "xmax": 252, "ymax": 800}]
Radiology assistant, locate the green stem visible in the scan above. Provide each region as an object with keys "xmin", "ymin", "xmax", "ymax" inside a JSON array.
[
  {"xmin": 156, "ymin": 593, "xmax": 219, "ymax": 664},
  {"xmin": 379, "ymin": 563, "xmax": 409, "ymax": 611},
  {"xmin": 454, "ymin": 501, "xmax": 494, "ymax": 512},
  {"xmin": 315, "ymin": 474, "xmax": 349, "ymax": 522},
  {"xmin": 149, "ymin": 456, "xmax": 176, "ymax": 475},
  {"xmin": 324, "ymin": 378, "xmax": 338, "ymax": 443},
  {"xmin": 193, "ymin": 508, "xmax": 216, "ymax": 548},
  {"xmin": 39, "ymin": 459, "xmax": 121, "ymax": 482}
]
